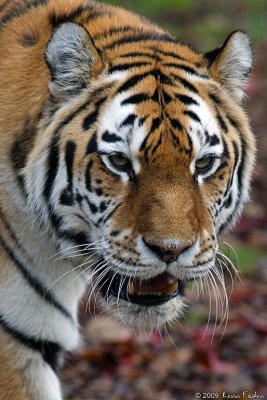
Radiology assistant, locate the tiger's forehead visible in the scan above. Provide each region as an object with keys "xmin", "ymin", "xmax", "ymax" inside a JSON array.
[{"xmin": 98, "ymin": 64, "xmax": 222, "ymax": 168}]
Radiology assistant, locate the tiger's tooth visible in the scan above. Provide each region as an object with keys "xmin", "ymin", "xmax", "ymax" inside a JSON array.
[
  {"xmin": 165, "ymin": 281, "xmax": 178, "ymax": 295},
  {"xmin": 127, "ymin": 281, "xmax": 136, "ymax": 295}
]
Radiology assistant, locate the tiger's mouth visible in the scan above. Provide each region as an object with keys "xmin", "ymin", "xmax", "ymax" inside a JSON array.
[{"xmin": 98, "ymin": 271, "xmax": 185, "ymax": 306}]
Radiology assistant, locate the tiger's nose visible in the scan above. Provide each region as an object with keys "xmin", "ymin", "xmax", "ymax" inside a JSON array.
[{"xmin": 143, "ymin": 239, "xmax": 192, "ymax": 263}]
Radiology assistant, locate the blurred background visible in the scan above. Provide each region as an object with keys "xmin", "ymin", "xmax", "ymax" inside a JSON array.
[{"xmin": 61, "ymin": 1, "xmax": 267, "ymax": 399}]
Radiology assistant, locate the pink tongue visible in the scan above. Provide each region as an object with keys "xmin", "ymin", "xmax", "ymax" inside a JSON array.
[{"xmin": 127, "ymin": 272, "xmax": 178, "ymax": 296}]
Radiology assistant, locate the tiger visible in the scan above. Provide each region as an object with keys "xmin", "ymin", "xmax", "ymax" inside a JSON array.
[{"xmin": 0, "ymin": 0, "xmax": 256, "ymax": 398}]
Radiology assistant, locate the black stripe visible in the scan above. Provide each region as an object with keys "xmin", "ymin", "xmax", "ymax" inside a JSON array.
[
  {"xmin": 94, "ymin": 26, "xmax": 138, "ymax": 41},
  {"xmin": 85, "ymin": 160, "xmax": 94, "ymax": 192},
  {"xmin": 117, "ymin": 71, "xmax": 151, "ymax": 93},
  {"xmin": 9, "ymin": 117, "xmax": 39, "ymax": 196},
  {"xmin": 43, "ymin": 135, "xmax": 60, "ymax": 201},
  {"xmin": 86, "ymin": 132, "xmax": 98, "ymax": 155},
  {"xmin": 150, "ymin": 48, "xmax": 187, "ymax": 62},
  {"xmin": 102, "ymin": 131, "xmax": 123, "ymax": 143},
  {"xmin": 162, "ymin": 90, "xmax": 172, "ymax": 103},
  {"xmin": 49, "ymin": 5, "xmax": 86, "ymax": 26},
  {"xmin": 179, "ymin": 132, "xmax": 192, "ymax": 156},
  {"xmin": 0, "ymin": 314, "xmax": 62, "ymax": 372},
  {"xmin": 99, "ymin": 201, "xmax": 107, "ymax": 213},
  {"xmin": 209, "ymin": 134, "xmax": 220, "ymax": 147},
  {"xmin": 175, "ymin": 94, "xmax": 199, "ymax": 106},
  {"xmin": 110, "ymin": 230, "xmax": 119, "ymax": 236},
  {"xmin": 85, "ymin": 196, "xmax": 98, "ymax": 214},
  {"xmin": 214, "ymin": 160, "xmax": 228, "ymax": 173},
  {"xmin": 103, "ymin": 203, "xmax": 122, "ymax": 224},
  {"xmin": 209, "ymin": 92, "xmax": 222, "ymax": 105},
  {"xmin": 73, "ymin": 213, "xmax": 89, "ymax": 225},
  {"xmin": 65, "ymin": 141, "xmax": 76, "ymax": 189},
  {"xmin": 120, "ymin": 114, "xmax": 136, "ymax": 127},
  {"xmin": 60, "ymin": 141, "xmax": 76, "ymax": 206},
  {"xmin": 119, "ymin": 51, "xmax": 160, "ymax": 61},
  {"xmin": 169, "ymin": 118, "xmax": 183, "ymax": 131},
  {"xmin": 49, "ymin": 5, "xmax": 107, "ymax": 27},
  {"xmin": 216, "ymin": 112, "xmax": 228, "ymax": 133},
  {"xmin": 104, "ymin": 32, "xmax": 176, "ymax": 50},
  {"xmin": 95, "ymin": 202, "xmax": 121, "ymax": 227},
  {"xmin": 237, "ymin": 136, "xmax": 246, "ymax": 190},
  {"xmin": 95, "ymin": 188, "xmax": 103, "ymax": 196},
  {"xmin": 222, "ymin": 192, "xmax": 233, "ymax": 209},
  {"xmin": 59, "ymin": 230, "xmax": 88, "ymax": 246},
  {"xmin": 151, "ymin": 69, "xmax": 173, "ymax": 85},
  {"xmin": 0, "ymin": 237, "xmax": 73, "ymax": 321},
  {"xmin": 171, "ymin": 75, "xmax": 199, "ymax": 94},
  {"xmin": 140, "ymin": 117, "xmax": 162, "ymax": 151},
  {"xmin": 184, "ymin": 110, "xmax": 201, "ymax": 123},
  {"xmin": 109, "ymin": 61, "xmax": 151, "ymax": 73},
  {"xmin": 225, "ymin": 118, "xmax": 246, "ymax": 212},
  {"xmin": 150, "ymin": 117, "xmax": 163, "ymax": 135},
  {"xmin": 83, "ymin": 110, "xmax": 98, "ymax": 130},
  {"xmin": 151, "ymin": 134, "xmax": 163, "ymax": 155},
  {"xmin": 163, "ymin": 63, "xmax": 208, "ymax": 78},
  {"xmin": 222, "ymin": 138, "xmax": 230, "ymax": 159},
  {"xmin": 227, "ymin": 115, "xmax": 239, "ymax": 129},
  {"xmin": 227, "ymin": 115, "xmax": 247, "ymax": 197},
  {"xmin": 171, "ymin": 130, "xmax": 180, "ymax": 147},
  {"xmin": 121, "ymin": 93, "xmax": 149, "ymax": 106},
  {"xmin": 49, "ymin": 209, "xmax": 63, "ymax": 232},
  {"xmin": 151, "ymin": 87, "xmax": 160, "ymax": 102}
]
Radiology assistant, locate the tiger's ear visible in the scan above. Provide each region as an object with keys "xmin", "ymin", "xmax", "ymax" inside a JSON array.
[
  {"xmin": 45, "ymin": 22, "xmax": 104, "ymax": 100},
  {"xmin": 205, "ymin": 31, "xmax": 253, "ymax": 103}
]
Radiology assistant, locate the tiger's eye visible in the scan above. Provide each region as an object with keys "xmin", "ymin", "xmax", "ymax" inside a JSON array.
[
  {"xmin": 195, "ymin": 157, "xmax": 215, "ymax": 173},
  {"xmin": 109, "ymin": 153, "xmax": 132, "ymax": 170}
]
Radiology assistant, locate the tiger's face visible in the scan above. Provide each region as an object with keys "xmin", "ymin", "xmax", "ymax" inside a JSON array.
[{"xmin": 26, "ymin": 22, "xmax": 255, "ymax": 330}]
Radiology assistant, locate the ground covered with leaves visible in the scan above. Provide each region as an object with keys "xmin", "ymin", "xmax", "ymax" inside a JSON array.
[{"xmin": 61, "ymin": 1, "xmax": 267, "ymax": 399}]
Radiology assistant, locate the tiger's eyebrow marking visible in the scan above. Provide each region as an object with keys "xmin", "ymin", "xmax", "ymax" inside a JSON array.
[
  {"xmin": 102, "ymin": 131, "xmax": 124, "ymax": 143},
  {"xmin": 119, "ymin": 114, "xmax": 136, "ymax": 128},
  {"xmin": 208, "ymin": 134, "xmax": 220, "ymax": 146}
]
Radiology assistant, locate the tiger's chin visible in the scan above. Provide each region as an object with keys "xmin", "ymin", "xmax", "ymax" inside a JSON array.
[
  {"xmin": 103, "ymin": 295, "xmax": 186, "ymax": 332},
  {"xmin": 94, "ymin": 270, "xmax": 187, "ymax": 331}
]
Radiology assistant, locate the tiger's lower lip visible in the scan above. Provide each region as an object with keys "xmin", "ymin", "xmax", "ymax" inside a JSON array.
[{"xmin": 98, "ymin": 272, "xmax": 185, "ymax": 306}]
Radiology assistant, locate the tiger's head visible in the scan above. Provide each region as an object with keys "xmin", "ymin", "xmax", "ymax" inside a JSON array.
[{"xmin": 25, "ymin": 20, "xmax": 255, "ymax": 331}]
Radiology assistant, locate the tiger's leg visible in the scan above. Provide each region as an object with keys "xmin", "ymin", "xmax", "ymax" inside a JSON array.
[{"xmin": 0, "ymin": 327, "xmax": 62, "ymax": 400}]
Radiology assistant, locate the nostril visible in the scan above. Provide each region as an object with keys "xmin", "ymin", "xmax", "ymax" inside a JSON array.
[
  {"xmin": 143, "ymin": 239, "xmax": 192, "ymax": 263},
  {"xmin": 144, "ymin": 240, "xmax": 166, "ymax": 259}
]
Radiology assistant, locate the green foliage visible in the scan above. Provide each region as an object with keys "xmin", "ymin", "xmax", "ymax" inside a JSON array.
[
  {"xmin": 186, "ymin": 310, "xmax": 206, "ymax": 326},
  {"xmin": 102, "ymin": 0, "xmax": 267, "ymax": 47},
  {"xmin": 220, "ymin": 244, "xmax": 264, "ymax": 275},
  {"xmin": 104, "ymin": 0, "xmax": 195, "ymax": 13}
]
